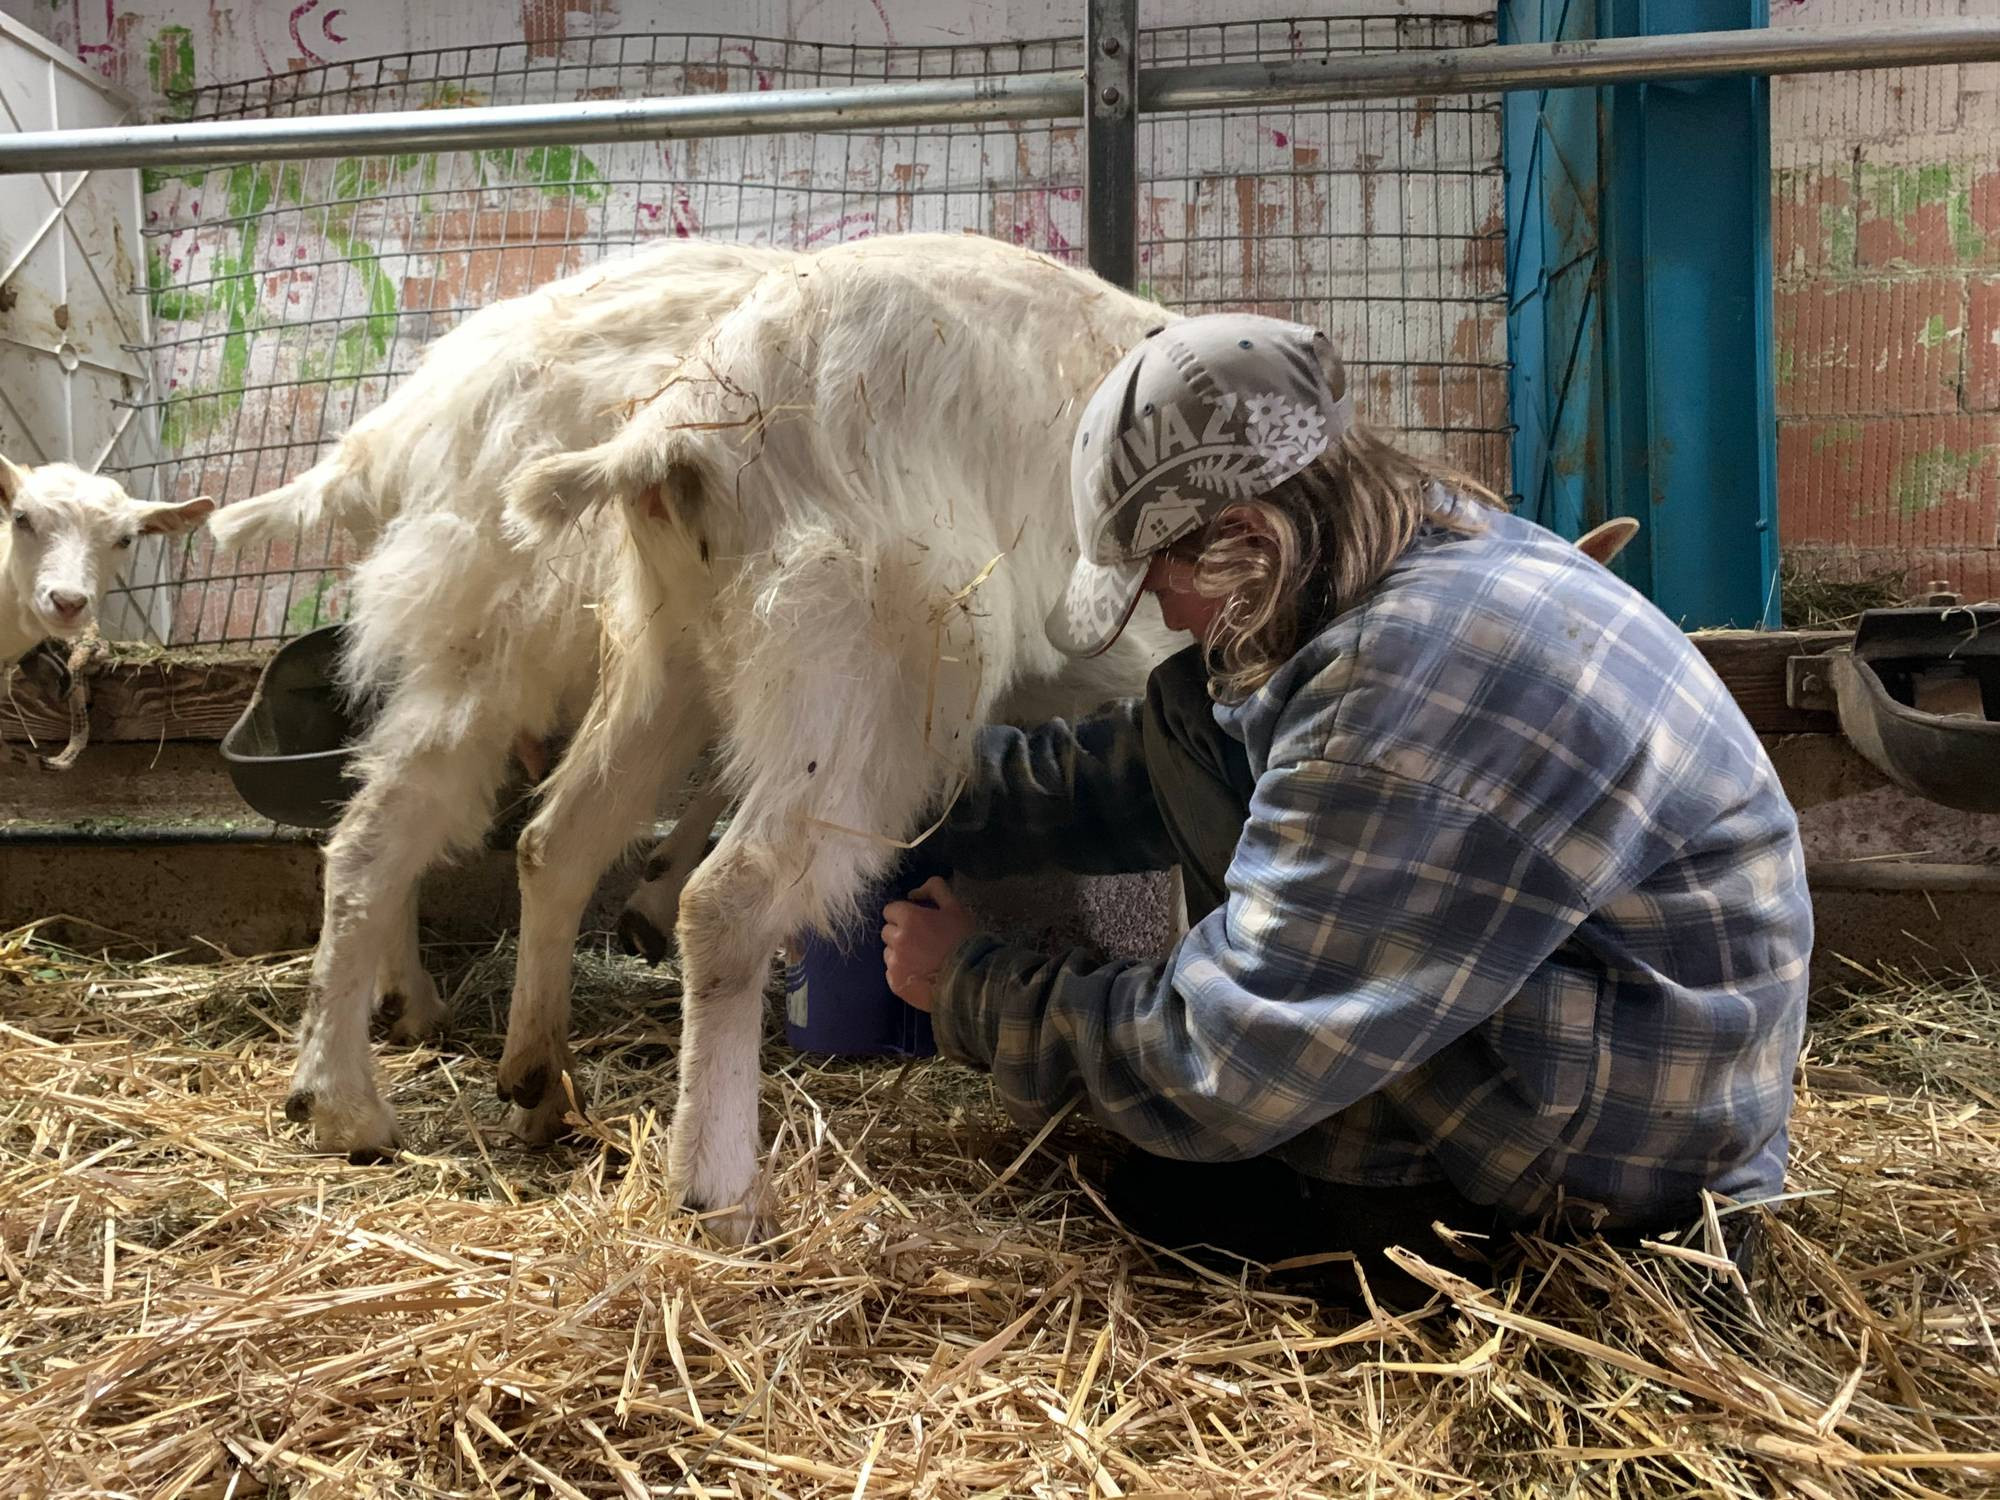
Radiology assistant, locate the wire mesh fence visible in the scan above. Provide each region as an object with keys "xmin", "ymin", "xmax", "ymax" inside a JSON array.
[{"xmin": 116, "ymin": 12, "xmax": 1506, "ymax": 647}]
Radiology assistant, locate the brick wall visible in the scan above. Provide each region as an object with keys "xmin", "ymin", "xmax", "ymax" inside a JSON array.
[{"xmin": 1773, "ymin": 0, "xmax": 2000, "ymax": 601}]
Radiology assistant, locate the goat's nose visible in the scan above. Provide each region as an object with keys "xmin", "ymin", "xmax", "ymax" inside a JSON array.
[{"xmin": 48, "ymin": 590, "xmax": 88, "ymax": 620}]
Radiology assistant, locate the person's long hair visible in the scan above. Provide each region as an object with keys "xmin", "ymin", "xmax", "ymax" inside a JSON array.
[{"xmin": 1180, "ymin": 427, "xmax": 1505, "ymax": 701}]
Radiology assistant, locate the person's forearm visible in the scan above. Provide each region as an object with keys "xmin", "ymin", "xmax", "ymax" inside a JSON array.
[{"xmin": 922, "ymin": 703, "xmax": 1178, "ymax": 879}]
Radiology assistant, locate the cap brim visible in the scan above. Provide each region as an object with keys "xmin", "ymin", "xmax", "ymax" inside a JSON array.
[{"xmin": 1045, "ymin": 554, "xmax": 1150, "ymax": 658}]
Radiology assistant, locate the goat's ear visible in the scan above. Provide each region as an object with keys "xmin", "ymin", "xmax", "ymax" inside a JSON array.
[
  {"xmin": 135, "ymin": 495, "xmax": 218, "ymax": 535},
  {"xmin": 1575, "ymin": 516, "xmax": 1640, "ymax": 567},
  {"xmin": 0, "ymin": 454, "xmax": 26, "ymax": 512}
]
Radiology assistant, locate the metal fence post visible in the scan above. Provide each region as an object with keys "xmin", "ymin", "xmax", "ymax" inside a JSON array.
[
  {"xmin": 1085, "ymin": 0, "xmax": 1138, "ymax": 289},
  {"xmin": 1503, "ymin": 0, "xmax": 1777, "ymax": 629}
]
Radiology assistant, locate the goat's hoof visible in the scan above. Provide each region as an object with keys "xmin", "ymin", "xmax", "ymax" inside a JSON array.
[
  {"xmin": 507, "ymin": 1092, "xmax": 580, "ymax": 1147},
  {"xmin": 685, "ymin": 1195, "xmax": 766, "ymax": 1248},
  {"xmin": 495, "ymin": 1057, "xmax": 549, "ymax": 1109},
  {"xmin": 496, "ymin": 1044, "xmax": 582, "ymax": 1144},
  {"xmin": 284, "ymin": 1074, "xmax": 403, "ymax": 1160},
  {"xmin": 616, "ymin": 908, "xmax": 673, "ymax": 966},
  {"xmin": 675, "ymin": 1172, "xmax": 769, "ymax": 1247},
  {"xmin": 347, "ymin": 1143, "xmax": 400, "ymax": 1166},
  {"xmin": 379, "ymin": 975, "xmax": 448, "ymax": 1045}
]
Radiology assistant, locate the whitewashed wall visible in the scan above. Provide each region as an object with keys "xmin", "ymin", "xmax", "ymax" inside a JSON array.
[{"xmin": 0, "ymin": 0, "xmax": 1509, "ymax": 643}]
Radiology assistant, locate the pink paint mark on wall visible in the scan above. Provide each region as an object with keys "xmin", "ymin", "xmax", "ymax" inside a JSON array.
[
  {"xmin": 868, "ymin": 0, "xmax": 898, "ymax": 46},
  {"xmin": 1004, "ymin": 186, "xmax": 1080, "ymax": 255},
  {"xmin": 288, "ymin": 0, "xmax": 331, "ymax": 66},
  {"xmin": 806, "ymin": 211, "xmax": 876, "ymax": 247},
  {"xmin": 670, "ymin": 191, "xmax": 702, "ymax": 239},
  {"xmin": 722, "ymin": 44, "xmax": 775, "ymax": 92},
  {"xmin": 75, "ymin": 0, "xmax": 114, "ymax": 58}
]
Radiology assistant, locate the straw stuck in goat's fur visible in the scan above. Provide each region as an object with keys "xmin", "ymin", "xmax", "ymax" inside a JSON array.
[{"xmin": 2, "ymin": 925, "xmax": 1999, "ymax": 1497}]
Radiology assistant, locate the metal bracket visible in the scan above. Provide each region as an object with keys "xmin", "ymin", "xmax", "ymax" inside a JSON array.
[
  {"xmin": 1786, "ymin": 655, "xmax": 1839, "ymax": 714},
  {"xmin": 1084, "ymin": 0, "xmax": 1139, "ymax": 289}
]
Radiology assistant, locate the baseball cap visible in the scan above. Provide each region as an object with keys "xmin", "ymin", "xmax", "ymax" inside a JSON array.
[{"xmin": 1046, "ymin": 312, "xmax": 1353, "ymax": 658}]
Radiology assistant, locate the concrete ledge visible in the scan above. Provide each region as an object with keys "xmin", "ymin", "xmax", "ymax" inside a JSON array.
[{"xmin": 6, "ymin": 732, "xmax": 1995, "ymax": 991}]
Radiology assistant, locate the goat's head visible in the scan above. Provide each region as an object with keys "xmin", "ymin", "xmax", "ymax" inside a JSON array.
[{"xmin": 0, "ymin": 456, "xmax": 215, "ymax": 641}]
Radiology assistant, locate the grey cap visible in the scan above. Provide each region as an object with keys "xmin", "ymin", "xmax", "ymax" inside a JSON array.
[{"xmin": 1047, "ymin": 312, "xmax": 1352, "ymax": 658}]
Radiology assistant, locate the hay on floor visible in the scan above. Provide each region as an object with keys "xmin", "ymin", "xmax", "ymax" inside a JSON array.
[{"xmin": 2, "ymin": 923, "xmax": 1998, "ymax": 1498}]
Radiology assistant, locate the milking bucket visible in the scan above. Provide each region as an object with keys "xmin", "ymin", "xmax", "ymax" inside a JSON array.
[{"xmin": 783, "ymin": 845, "xmax": 949, "ymax": 1059}]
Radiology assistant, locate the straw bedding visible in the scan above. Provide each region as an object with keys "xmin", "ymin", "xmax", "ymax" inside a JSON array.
[{"xmin": 3, "ymin": 923, "xmax": 1998, "ymax": 1498}]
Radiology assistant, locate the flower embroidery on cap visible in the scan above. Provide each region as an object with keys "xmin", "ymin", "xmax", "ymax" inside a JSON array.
[
  {"xmin": 1241, "ymin": 394, "xmax": 1285, "ymax": 428},
  {"xmin": 1245, "ymin": 391, "xmax": 1328, "ymax": 474}
]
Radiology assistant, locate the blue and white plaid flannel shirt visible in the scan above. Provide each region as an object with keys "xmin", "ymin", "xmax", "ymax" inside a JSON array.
[{"xmin": 932, "ymin": 505, "xmax": 1812, "ymax": 1230}]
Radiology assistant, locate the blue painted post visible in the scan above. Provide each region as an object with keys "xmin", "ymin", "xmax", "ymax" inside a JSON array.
[{"xmin": 1502, "ymin": 0, "xmax": 1779, "ymax": 629}]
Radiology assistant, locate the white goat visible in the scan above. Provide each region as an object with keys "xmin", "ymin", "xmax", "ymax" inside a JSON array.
[
  {"xmin": 249, "ymin": 233, "xmax": 1178, "ymax": 1172},
  {"xmin": 1, "ymin": 457, "xmax": 214, "ymax": 665},
  {"xmin": 2, "ymin": 458, "xmax": 214, "ymax": 767},
  {"xmin": 206, "ymin": 239, "xmax": 794, "ymax": 1094}
]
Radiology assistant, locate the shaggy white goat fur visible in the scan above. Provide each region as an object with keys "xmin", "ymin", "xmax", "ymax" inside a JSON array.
[
  {"xmin": 222, "ymin": 233, "xmax": 1175, "ymax": 1165},
  {"xmin": 499, "ymin": 236, "xmax": 1189, "ymax": 1237},
  {"xmin": 1, "ymin": 457, "xmax": 213, "ymax": 665},
  {"xmin": 206, "ymin": 240, "xmax": 792, "ymax": 1095}
]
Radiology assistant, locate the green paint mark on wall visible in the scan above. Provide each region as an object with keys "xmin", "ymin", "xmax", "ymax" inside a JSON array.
[
  {"xmin": 1892, "ymin": 445, "xmax": 1981, "ymax": 518},
  {"xmin": 1818, "ymin": 203, "xmax": 1856, "ymax": 268},
  {"xmin": 147, "ymin": 25, "xmax": 198, "ymax": 122},
  {"xmin": 1809, "ymin": 421, "xmax": 1861, "ymax": 454},
  {"xmin": 1918, "ymin": 313, "xmax": 1953, "ymax": 350},
  {"xmin": 144, "ymin": 60, "xmax": 610, "ymax": 459},
  {"xmin": 501, "ymin": 146, "xmax": 608, "ymax": 203},
  {"xmin": 1859, "ymin": 160, "xmax": 1989, "ymax": 265},
  {"xmin": 284, "ymin": 574, "xmax": 337, "ymax": 636}
]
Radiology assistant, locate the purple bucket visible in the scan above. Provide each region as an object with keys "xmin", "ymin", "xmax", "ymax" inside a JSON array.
[{"xmin": 783, "ymin": 848, "xmax": 948, "ymax": 1059}]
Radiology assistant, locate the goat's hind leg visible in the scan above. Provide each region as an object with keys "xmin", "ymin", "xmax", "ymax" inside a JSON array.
[
  {"xmin": 288, "ymin": 717, "xmax": 511, "ymax": 1159},
  {"xmin": 372, "ymin": 887, "xmax": 446, "ymax": 1043},
  {"xmin": 616, "ymin": 777, "xmax": 731, "ymax": 966},
  {"xmin": 498, "ymin": 682, "xmax": 715, "ymax": 1144}
]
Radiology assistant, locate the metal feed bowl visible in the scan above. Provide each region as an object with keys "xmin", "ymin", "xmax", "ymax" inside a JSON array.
[
  {"xmin": 1826, "ymin": 605, "xmax": 2000, "ymax": 814},
  {"xmin": 220, "ymin": 622, "xmax": 541, "ymax": 843},
  {"xmin": 220, "ymin": 624, "xmax": 372, "ymax": 829}
]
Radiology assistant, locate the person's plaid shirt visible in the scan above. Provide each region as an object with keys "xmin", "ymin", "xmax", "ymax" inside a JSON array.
[{"xmin": 933, "ymin": 504, "xmax": 1811, "ymax": 1230}]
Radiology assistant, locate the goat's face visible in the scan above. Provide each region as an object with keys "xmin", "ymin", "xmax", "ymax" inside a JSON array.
[{"xmin": 0, "ymin": 456, "xmax": 215, "ymax": 641}]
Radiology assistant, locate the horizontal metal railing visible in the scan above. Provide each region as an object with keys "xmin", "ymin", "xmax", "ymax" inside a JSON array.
[{"xmin": 2, "ymin": 20, "xmax": 1998, "ymax": 172}]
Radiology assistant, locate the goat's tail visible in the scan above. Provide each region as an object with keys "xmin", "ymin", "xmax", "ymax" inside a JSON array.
[
  {"xmin": 207, "ymin": 448, "xmax": 381, "ymax": 557},
  {"xmin": 501, "ymin": 445, "xmax": 629, "ymax": 548},
  {"xmin": 503, "ymin": 427, "xmax": 709, "ymax": 550}
]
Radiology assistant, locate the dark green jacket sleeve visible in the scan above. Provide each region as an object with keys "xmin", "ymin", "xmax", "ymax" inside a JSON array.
[{"xmin": 923, "ymin": 701, "xmax": 1178, "ymax": 880}]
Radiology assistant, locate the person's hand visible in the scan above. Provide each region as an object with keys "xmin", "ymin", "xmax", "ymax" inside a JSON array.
[{"xmin": 881, "ymin": 876, "xmax": 977, "ymax": 1012}]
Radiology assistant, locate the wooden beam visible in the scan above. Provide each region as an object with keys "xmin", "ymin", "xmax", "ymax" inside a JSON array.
[
  {"xmin": 1689, "ymin": 628, "xmax": 1848, "ymax": 735},
  {"xmin": 0, "ymin": 628, "xmax": 1856, "ymax": 750},
  {"xmin": 3, "ymin": 649, "xmax": 270, "ymax": 747}
]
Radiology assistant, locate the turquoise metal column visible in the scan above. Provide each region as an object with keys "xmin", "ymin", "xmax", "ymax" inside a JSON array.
[{"xmin": 1502, "ymin": 0, "xmax": 1778, "ymax": 628}]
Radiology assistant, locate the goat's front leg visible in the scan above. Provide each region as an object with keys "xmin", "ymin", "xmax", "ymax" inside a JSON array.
[
  {"xmin": 288, "ymin": 725, "xmax": 510, "ymax": 1159},
  {"xmin": 616, "ymin": 778, "xmax": 731, "ymax": 966},
  {"xmin": 498, "ymin": 688, "xmax": 714, "ymax": 1144}
]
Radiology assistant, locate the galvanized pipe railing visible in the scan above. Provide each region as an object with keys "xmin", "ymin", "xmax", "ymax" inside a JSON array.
[{"xmin": 2, "ymin": 19, "xmax": 1999, "ymax": 173}]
